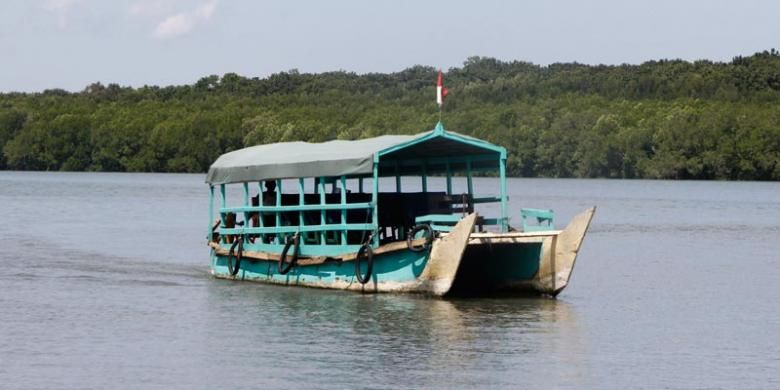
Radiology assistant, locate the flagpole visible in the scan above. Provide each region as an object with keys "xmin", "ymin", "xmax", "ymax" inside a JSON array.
[{"xmin": 436, "ymin": 69, "xmax": 446, "ymax": 125}]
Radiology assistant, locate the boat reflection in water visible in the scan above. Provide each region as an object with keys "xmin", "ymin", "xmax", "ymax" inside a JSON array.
[{"xmin": 204, "ymin": 280, "xmax": 585, "ymax": 387}]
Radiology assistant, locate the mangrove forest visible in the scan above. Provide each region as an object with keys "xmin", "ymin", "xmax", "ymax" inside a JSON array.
[{"xmin": 1, "ymin": 50, "xmax": 779, "ymax": 180}]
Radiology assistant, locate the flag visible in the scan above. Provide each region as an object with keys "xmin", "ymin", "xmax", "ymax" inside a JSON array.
[{"xmin": 436, "ymin": 70, "xmax": 448, "ymax": 107}]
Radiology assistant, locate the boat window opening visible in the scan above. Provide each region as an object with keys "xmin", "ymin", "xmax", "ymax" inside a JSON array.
[
  {"xmin": 354, "ymin": 176, "xmax": 372, "ymax": 194},
  {"xmin": 371, "ymin": 155, "xmax": 508, "ymax": 235}
]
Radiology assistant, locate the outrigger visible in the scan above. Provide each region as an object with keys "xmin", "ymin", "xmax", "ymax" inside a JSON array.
[{"xmin": 206, "ymin": 122, "xmax": 595, "ymax": 297}]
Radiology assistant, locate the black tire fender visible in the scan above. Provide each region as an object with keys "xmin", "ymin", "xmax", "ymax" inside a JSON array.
[
  {"xmin": 407, "ymin": 224, "xmax": 434, "ymax": 252},
  {"xmin": 227, "ymin": 238, "xmax": 243, "ymax": 276},
  {"xmin": 278, "ymin": 234, "xmax": 300, "ymax": 275},
  {"xmin": 355, "ymin": 241, "xmax": 374, "ymax": 284}
]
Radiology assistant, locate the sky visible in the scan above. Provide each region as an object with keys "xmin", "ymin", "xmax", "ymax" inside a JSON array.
[{"xmin": 1, "ymin": 0, "xmax": 778, "ymax": 92}]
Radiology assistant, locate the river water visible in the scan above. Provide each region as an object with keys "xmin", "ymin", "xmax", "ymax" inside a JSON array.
[{"xmin": 0, "ymin": 172, "xmax": 778, "ymax": 389}]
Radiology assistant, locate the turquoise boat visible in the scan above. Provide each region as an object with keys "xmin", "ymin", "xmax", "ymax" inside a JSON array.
[{"xmin": 205, "ymin": 122, "xmax": 595, "ymax": 297}]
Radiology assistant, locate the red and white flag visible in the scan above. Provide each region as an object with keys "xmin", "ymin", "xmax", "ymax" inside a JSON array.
[{"xmin": 436, "ymin": 70, "xmax": 448, "ymax": 107}]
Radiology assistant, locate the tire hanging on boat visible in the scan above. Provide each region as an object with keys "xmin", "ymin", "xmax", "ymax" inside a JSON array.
[
  {"xmin": 354, "ymin": 240, "xmax": 374, "ymax": 284},
  {"xmin": 278, "ymin": 233, "xmax": 300, "ymax": 275},
  {"xmin": 227, "ymin": 237, "xmax": 243, "ymax": 276},
  {"xmin": 407, "ymin": 224, "xmax": 434, "ymax": 252}
]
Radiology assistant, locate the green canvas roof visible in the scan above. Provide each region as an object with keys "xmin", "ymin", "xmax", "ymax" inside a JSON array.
[{"xmin": 205, "ymin": 124, "xmax": 506, "ymax": 185}]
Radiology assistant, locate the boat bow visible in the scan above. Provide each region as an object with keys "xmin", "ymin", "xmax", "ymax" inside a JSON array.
[
  {"xmin": 535, "ymin": 207, "xmax": 596, "ymax": 295},
  {"xmin": 420, "ymin": 213, "xmax": 477, "ymax": 295}
]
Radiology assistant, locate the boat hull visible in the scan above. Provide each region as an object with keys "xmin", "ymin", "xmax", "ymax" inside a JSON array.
[
  {"xmin": 210, "ymin": 208, "xmax": 596, "ymax": 297},
  {"xmin": 211, "ymin": 247, "xmax": 434, "ymax": 293}
]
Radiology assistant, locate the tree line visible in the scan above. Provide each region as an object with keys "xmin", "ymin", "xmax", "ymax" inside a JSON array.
[{"xmin": 1, "ymin": 50, "xmax": 779, "ymax": 180}]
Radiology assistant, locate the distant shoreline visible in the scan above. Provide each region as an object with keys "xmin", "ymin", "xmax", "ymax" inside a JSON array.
[
  {"xmin": 2, "ymin": 169, "xmax": 778, "ymax": 183},
  {"xmin": 2, "ymin": 51, "xmax": 779, "ymax": 181}
]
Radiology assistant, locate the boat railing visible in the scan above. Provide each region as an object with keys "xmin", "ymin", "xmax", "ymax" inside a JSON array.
[
  {"xmin": 415, "ymin": 214, "xmax": 503, "ymax": 233},
  {"xmin": 520, "ymin": 208, "xmax": 555, "ymax": 231},
  {"xmin": 211, "ymin": 176, "xmax": 379, "ymax": 257},
  {"xmin": 472, "ymin": 196, "xmax": 502, "ymax": 204}
]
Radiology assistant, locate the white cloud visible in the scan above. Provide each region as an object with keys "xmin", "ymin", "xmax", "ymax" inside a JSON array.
[{"xmin": 153, "ymin": 0, "xmax": 218, "ymax": 39}]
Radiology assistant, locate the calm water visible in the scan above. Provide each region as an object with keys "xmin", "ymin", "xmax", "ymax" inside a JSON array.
[{"xmin": 1, "ymin": 172, "xmax": 779, "ymax": 389}]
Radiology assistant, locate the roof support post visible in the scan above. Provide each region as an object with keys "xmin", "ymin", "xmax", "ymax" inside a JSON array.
[
  {"xmin": 298, "ymin": 178, "xmax": 305, "ymax": 229},
  {"xmin": 395, "ymin": 161, "xmax": 401, "ymax": 193},
  {"xmin": 220, "ymin": 184, "xmax": 226, "ymax": 243},
  {"xmin": 445, "ymin": 161, "xmax": 452, "ymax": 195},
  {"xmin": 208, "ymin": 185, "xmax": 214, "ymax": 240},
  {"xmin": 466, "ymin": 158, "xmax": 473, "ymax": 199},
  {"xmin": 319, "ymin": 177, "xmax": 326, "ymax": 246},
  {"xmin": 220, "ymin": 183, "xmax": 226, "ymax": 217},
  {"xmin": 499, "ymin": 157, "xmax": 509, "ymax": 232},
  {"xmin": 372, "ymin": 163, "xmax": 379, "ymax": 247},
  {"xmin": 421, "ymin": 161, "xmax": 428, "ymax": 193},
  {"xmin": 243, "ymin": 182, "xmax": 249, "ymax": 229},
  {"xmin": 340, "ymin": 176, "xmax": 347, "ymax": 245},
  {"xmin": 257, "ymin": 182, "xmax": 265, "ymax": 242},
  {"xmin": 276, "ymin": 179, "xmax": 282, "ymax": 244}
]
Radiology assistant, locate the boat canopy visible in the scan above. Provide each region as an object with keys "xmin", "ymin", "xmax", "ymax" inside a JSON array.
[{"xmin": 206, "ymin": 123, "xmax": 507, "ymax": 185}]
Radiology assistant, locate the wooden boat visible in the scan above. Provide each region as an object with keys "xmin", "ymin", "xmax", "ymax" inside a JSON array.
[{"xmin": 205, "ymin": 122, "xmax": 595, "ymax": 297}]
